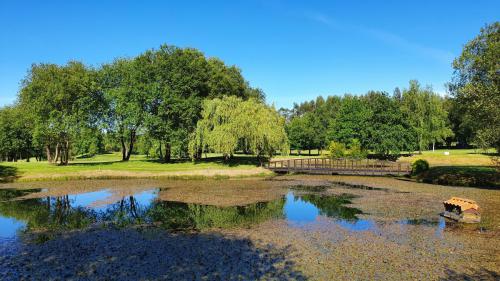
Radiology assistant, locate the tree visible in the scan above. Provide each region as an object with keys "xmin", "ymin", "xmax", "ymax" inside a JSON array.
[
  {"xmin": 427, "ymin": 93, "xmax": 453, "ymax": 151},
  {"xmin": 286, "ymin": 114, "xmax": 316, "ymax": 155},
  {"xmin": 19, "ymin": 62, "xmax": 103, "ymax": 165},
  {"xmin": 443, "ymin": 96, "xmax": 473, "ymax": 147},
  {"xmin": 449, "ymin": 22, "xmax": 500, "ymax": 151},
  {"xmin": 0, "ymin": 105, "xmax": 33, "ymax": 161},
  {"xmin": 364, "ymin": 91, "xmax": 416, "ymax": 157},
  {"xmin": 143, "ymin": 45, "xmax": 260, "ymax": 162},
  {"xmin": 189, "ymin": 96, "xmax": 289, "ymax": 161},
  {"xmin": 100, "ymin": 58, "xmax": 152, "ymax": 161},
  {"xmin": 327, "ymin": 95, "xmax": 370, "ymax": 147},
  {"xmin": 401, "ymin": 80, "xmax": 452, "ymax": 152}
]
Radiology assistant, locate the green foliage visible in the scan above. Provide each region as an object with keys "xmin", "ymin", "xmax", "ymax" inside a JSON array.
[
  {"xmin": 0, "ymin": 105, "xmax": 33, "ymax": 161},
  {"xmin": 189, "ymin": 96, "xmax": 289, "ymax": 160},
  {"xmin": 450, "ymin": 22, "xmax": 500, "ymax": 152},
  {"xmin": 328, "ymin": 95, "xmax": 370, "ymax": 147},
  {"xmin": 347, "ymin": 139, "xmax": 367, "ymax": 159},
  {"xmin": 401, "ymin": 81, "xmax": 452, "ymax": 152},
  {"xmin": 286, "ymin": 113, "xmax": 322, "ymax": 154},
  {"xmin": 18, "ymin": 62, "xmax": 103, "ymax": 164},
  {"xmin": 411, "ymin": 159, "xmax": 430, "ymax": 175},
  {"xmin": 363, "ymin": 91, "xmax": 416, "ymax": 156},
  {"xmin": 328, "ymin": 141, "xmax": 346, "ymax": 159}
]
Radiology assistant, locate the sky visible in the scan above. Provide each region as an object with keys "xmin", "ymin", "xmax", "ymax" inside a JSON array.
[{"xmin": 1, "ymin": 0, "xmax": 498, "ymax": 108}]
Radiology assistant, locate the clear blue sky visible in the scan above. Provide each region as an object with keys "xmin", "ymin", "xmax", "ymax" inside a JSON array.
[{"xmin": 1, "ymin": 0, "xmax": 498, "ymax": 108}]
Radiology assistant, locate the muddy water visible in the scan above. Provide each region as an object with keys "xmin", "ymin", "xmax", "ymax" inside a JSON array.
[{"xmin": 0, "ymin": 177, "xmax": 498, "ymax": 280}]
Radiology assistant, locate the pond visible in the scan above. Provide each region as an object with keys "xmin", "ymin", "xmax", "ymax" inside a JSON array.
[
  {"xmin": 1, "ymin": 178, "xmax": 490, "ymax": 280},
  {"xmin": 0, "ymin": 179, "xmax": 447, "ymax": 242}
]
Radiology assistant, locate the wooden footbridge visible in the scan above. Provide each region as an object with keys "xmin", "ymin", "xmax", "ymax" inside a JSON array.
[{"xmin": 265, "ymin": 158, "xmax": 411, "ymax": 176}]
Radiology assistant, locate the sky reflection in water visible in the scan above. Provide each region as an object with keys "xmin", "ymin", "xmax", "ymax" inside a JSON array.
[{"xmin": 0, "ymin": 186, "xmax": 446, "ymax": 241}]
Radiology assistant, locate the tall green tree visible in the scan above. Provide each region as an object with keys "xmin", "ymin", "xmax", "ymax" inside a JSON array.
[
  {"xmin": 189, "ymin": 96, "xmax": 289, "ymax": 161},
  {"xmin": 286, "ymin": 114, "xmax": 318, "ymax": 155},
  {"xmin": 0, "ymin": 105, "xmax": 34, "ymax": 161},
  {"xmin": 363, "ymin": 91, "xmax": 416, "ymax": 157},
  {"xmin": 449, "ymin": 22, "xmax": 500, "ymax": 151},
  {"xmin": 427, "ymin": 93, "xmax": 453, "ymax": 151},
  {"xmin": 19, "ymin": 62, "xmax": 103, "ymax": 165},
  {"xmin": 144, "ymin": 45, "xmax": 261, "ymax": 162},
  {"xmin": 100, "ymin": 57, "xmax": 153, "ymax": 161},
  {"xmin": 401, "ymin": 80, "xmax": 452, "ymax": 152},
  {"xmin": 327, "ymin": 95, "xmax": 370, "ymax": 147}
]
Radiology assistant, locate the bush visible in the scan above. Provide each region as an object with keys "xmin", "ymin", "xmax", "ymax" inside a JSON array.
[
  {"xmin": 412, "ymin": 159, "xmax": 429, "ymax": 175},
  {"xmin": 328, "ymin": 141, "xmax": 346, "ymax": 159},
  {"xmin": 348, "ymin": 139, "xmax": 367, "ymax": 159}
]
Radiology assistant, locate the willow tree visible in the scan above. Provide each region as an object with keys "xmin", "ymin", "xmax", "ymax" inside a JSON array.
[{"xmin": 189, "ymin": 96, "xmax": 289, "ymax": 162}]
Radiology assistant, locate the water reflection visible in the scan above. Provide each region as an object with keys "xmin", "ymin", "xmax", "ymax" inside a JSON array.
[
  {"xmin": 284, "ymin": 192, "xmax": 375, "ymax": 231},
  {"xmin": 0, "ymin": 186, "xmax": 450, "ymax": 241},
  {"xmin": 398, "ymin": 217, "xmax": 447, "ymax": 237},
  {"xmin": 0, "ymin": 188, "xmax": 286, "ymax": 239}
]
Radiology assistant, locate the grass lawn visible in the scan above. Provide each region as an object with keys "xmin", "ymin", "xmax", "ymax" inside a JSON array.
[
  {"xmin": 1, "ymin": 149, "xmax": 497, "ymax": 185},
  {"xmin": 0, "ymin": 153, "xmax": 269, "ymax": 182},
  {"xmin": 400, "ymin": 149, "xmax": 499, "ymax": 188},
  {"xmin": 418, "ymin": 165, "xmax": 499, "ymax": 188},
  {"xmin": 399, "ymin": 149, "xmax": 496, "ymax": 166}
]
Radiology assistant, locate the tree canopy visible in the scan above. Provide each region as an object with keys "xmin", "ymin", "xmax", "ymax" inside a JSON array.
[
  {"xmin": 449, "ymin": 22, "xmax": 500, "ymax": 151},
  {"xmin": 189, "ymin": 96, "xmax": 289, "ymax": 161},
  {"xmin": 18, "ymin": 62, "xmax": 103, "ymax": 164}
]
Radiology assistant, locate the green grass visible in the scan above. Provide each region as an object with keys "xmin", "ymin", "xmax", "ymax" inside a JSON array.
[
  {"xmin": 400, "ymin": 148, "xmax": 496, "ymax": 166},
  {"xmin": 0, "ymin": 152, "xmax": 266, "ymax": 182},
  {"xmin": 418, "ymin": 166, "xmax": 499, "ymax": 188},
  {"xmin": 403, "ymin": 149, "xmax": 498, "ymax": 188}
]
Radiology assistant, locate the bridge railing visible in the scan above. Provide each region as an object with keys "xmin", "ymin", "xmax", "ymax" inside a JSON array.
[{"xmin": 264, "ymin": 158, "xmax": 411, "ymax": 175}]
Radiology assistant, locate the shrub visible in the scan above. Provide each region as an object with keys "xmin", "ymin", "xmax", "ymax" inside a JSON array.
[
  {"xmin": 412, "ymin": 159, "xmax": 429, "ymax": 175},
  {"xmin": 328, "ymin": 141, "xmax": 346, "ymax": 159},
  {"xmin": 348, "ymin": 139, "xmax": 367, "ymax": 159}
]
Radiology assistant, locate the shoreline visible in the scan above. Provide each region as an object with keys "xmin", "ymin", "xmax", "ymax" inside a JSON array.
[{"xmin": 2, "ymin": 168, "xmax": 274, "ymax": 183}]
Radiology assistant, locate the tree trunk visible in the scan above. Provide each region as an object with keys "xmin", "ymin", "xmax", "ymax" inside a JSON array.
[
  {"xmin": 164, "ymin": 142, "xmax": 171, "ymax": 163},
  {"xmin": 120, "ymin": 131, "xmax": 136, "ymax": 161},
  {"xmin": 63, "ymin": 140, "xmax": 70, "ymax": 165},
  {"xmin": 46, "ymin": 145, "xmax": 52, "ymax": 163},
  {"xmin": 432, "ymin": 141, "xmax": 435, "ymax": 152},
  {"xmin": 124, "ymin": 131, "xmax": 136, "ymax": 161},
  {"xmin": 121, "ymin": 136, "xmax": 127, "ymax": 161},
  {"xmin": 309, "ymin": 149, "xmax": 311, "ymax": 156},
  {"xmin": 159, "ymin": 141, "xmax": 163, "ymax": 160},
  {"xmin": 54, "ymin": 143, "xmax": 60, "ymax": 164}
]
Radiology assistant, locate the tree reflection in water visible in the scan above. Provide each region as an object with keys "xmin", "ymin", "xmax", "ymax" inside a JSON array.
[
  {"xmin": 294, "ymin": 193, "xmax": 363, "ymax": 221},
  {"xmin": 0, "ymin": 189, "xmax": 286, "ymax": 232},
  {"xmin": 0, "ymin": 189, "xmax": 97, "ymax": 232},
  {"xmin": 1, "ymin": 188, "xmax": 363, "ymax": 235}
]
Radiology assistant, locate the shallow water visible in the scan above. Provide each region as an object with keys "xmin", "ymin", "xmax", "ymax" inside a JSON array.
[
  {"xmin": 0, "ymin": 181, "xmax": 449, "ymax": 242},
  {"xmin": 1, "ymin": 179, "xmax": 496, "ymax": 280}
]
